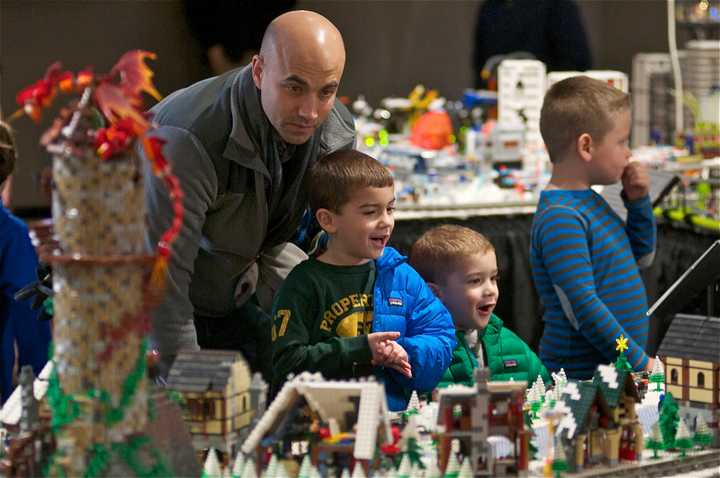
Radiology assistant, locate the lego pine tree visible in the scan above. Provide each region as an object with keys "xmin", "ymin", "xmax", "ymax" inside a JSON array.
[
  {"xmin": 351, "ymin": 462, "xmax": 367, "ymax": 478},
  {"xmin": 534, "ymin": 375, "xmax": 547, "ymax": 402},
  {"xmin": 401, "ymin": 391, "xmax": 420, "ymax": 422},
  {"xmin": 529, "ymin": 386, "xmax": 542, "ymax": 420},
  {"xmin": 426, "ymin": 456, "xmax": 442, "ymax": 478},
  {"xmin": 201, "ymin": 448, "xmax": 222, "ymax": 478},
  {"xmin": 275, "ymin": 462, "xmax": 290, "ymax": 478},
  {"xmin": 614, "ymin": 334, "xmax": 633, "ymax": 372},
  {"xmin": 396, "ymin": 454, "xmax": 412, "ymax": 478},
  {"xmin": 551, "ymin": 441, "xmax": 568, "ymax": 478},
  {"xmin": 265, "ymin": 453, "xmax": 279, "ymax": 477},
  {"xmin": 674, "ymin": 418, "xmax": 693, "ymax": 458},
  {"xmin": 231, "ymin": 452, "xmax": 245, "ymax": 478},
  {"xmin": 645, "ymin": 422, "xmax": 663, "ymax": 459},
  {"xmin": 659, "ymin": 392, "xmax": 680, "ymax": 449},
  {"xmin": 649, "ymin": 357, "xmax": 664, "ymax": 392},
  {"xmin": 693, "ymin": 415, "xmax": 713, "ymax": 450},
  {"xmin": 443, "ymin": 446, "xmax": 460, "ymax": 478},
  {"xmin": 241, "ymin": 458, "xmax": 258, "ymax": 478},
  {"xmin": 457, "ymin": 457, "xmax": 473, "ymax": 478},
  {"xmin": 399, "ymin": 415, "xmax": 425, "ymax": 470},
  {"xmin": 298, "ymin": 455, "xmax": 312, "ymax": 478}
]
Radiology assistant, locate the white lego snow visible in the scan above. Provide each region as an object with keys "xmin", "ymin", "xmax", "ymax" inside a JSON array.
[{"xmin": 597, "ymin": 364, "xmax": 619, "ymax": 389}]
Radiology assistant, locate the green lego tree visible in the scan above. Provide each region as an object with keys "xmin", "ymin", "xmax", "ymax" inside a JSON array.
[
  {"xmin": 398, "ymin": 415, "xmax": 425, "ymax": 471},
  {"xmin": 525, "ymin": 411, "xmax": 538, "ymax": 460},
  {"xmin": 645, "ymin": 422, "xmax": 664, "ymax": 459},
  {"xmin": 230, "ymin": 452, "xmax": 244, "ymax": 478},
  {"xmin": 659, "ymin": 392, "xmax": 680, "ymax": 449},
  {"xmin": 648, "ymin": 357, "xmax": 665, "ymax": 392},
  {"xmin": 201, "ymin": 448, "xmax": 222, "ymax": 478},
  {"xmin": 614, "ymin": 334, "xmax": 633, "ymax": 372},
  {"xmin": 693, "ymin": 415, "xmax": 713, "ymax": 450},
  {"xmin": 674, "ymin": 418, "xmax": 693, "ymax": 458},
  {"xmin": 457, "ymin": 457, "xmax": 473, "ymax": 478},
  {"xmin": 551, "ymin": 441, "xmax": 568, "ymax": 478},
  {"xmin": 297, "ymin": 455, "xmax": 313, "ymax": 478},
  {"xmin": 443, "ymin": 447, "xmax": 461, "ymax": 478}
]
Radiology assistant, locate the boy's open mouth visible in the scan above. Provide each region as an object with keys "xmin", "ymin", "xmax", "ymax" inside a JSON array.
[
  {"xmin": 370, "ymin": 235, "xmax": 388, "ymax": 248},
  {"xmin": 478, "ymin": 303, "xmax": 495, "ymax": 314}
]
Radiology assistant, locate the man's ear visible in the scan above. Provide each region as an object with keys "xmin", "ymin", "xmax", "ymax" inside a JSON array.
[
  {"xmin": 315, "ymin": 208, "xmax": 336, "ymax": 234},
  {"xmin": 251, "ymin": 54, "xmax": 264, "ymax": 89},
  {"xmin": 576, "ymin": 133, "xmax": 593, "ymax": 163},
  {"xmin": 427, "ymin": 281, "xmax": 443, "ymax": 300}
]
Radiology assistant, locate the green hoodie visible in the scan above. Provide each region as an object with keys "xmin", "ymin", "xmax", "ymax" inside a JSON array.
[{"xmin": 438, "ymin": 314, "xmax": 550, "ymax": 387}]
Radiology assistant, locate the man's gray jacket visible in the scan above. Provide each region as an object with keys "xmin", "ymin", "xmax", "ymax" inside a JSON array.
[{"xmin": 139, "ymin": 65, "xmax": 355, "ymax": 370}]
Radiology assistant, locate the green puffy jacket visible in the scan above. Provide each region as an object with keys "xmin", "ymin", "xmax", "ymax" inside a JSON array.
[{"xmin": 438, "ymin": 314, "xmax": 550, "ymax": 387}]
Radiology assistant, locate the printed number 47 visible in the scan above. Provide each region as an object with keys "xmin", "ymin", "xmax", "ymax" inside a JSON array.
[{"xmin": 272, "ymin": 309, "xmax": 291, "ymax": 342}]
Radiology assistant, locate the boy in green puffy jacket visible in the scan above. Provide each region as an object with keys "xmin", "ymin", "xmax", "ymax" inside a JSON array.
[{"xmin": 410, "ymin": 225, "xmax": 550, "ymax": 387}]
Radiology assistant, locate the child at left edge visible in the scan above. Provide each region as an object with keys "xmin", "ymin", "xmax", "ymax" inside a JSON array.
[
  {"xmin": 271, "ymin": 149, "xmax": 456, "ymax": 411},
  {"xmin": 0, "ymin": 121, "xmax": 52, "ymax": 404}
]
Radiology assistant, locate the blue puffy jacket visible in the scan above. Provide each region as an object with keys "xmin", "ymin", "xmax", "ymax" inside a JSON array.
[{"xmin": 372, "ymin": 247, "xmax": 456, "ymax": 410}]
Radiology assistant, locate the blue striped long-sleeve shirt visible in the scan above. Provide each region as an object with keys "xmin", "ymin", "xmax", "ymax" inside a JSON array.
[{"xmin": 530, "ymin": 189, "xmax": 656, "ymax": 379}]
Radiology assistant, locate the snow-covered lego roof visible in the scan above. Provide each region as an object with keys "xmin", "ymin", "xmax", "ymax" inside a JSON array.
[
  {"xmin": 240, "ymin": 373, "xmax": 391, "ymax": 460},
  {"xmin": 0, "ymin": 361, "xmax": 53, "ymax": 426}
]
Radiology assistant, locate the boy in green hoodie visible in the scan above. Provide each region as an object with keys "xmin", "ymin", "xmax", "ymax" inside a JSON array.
[{"xmin": 410, "ymin": 225, "xmax": 550, "ymax": 387}]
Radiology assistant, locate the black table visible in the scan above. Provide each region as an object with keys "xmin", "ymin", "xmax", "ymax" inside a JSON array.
[{"xmin": 390, "ymin": 214, "xmax": 719, "ymax": 356}]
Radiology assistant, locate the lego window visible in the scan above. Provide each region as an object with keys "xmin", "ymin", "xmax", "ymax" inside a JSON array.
[
  {"xmin": 698, "ymin": 372, "xmax": 705, "ymax": 388},
  {"xmin": 187, "ymin": 399, "xmax": 204, "ymax": 421},
  {"xmin": 203, "ymin": 400, "xmax": 215, "ymax": 419},
  {"xmin": 671, "ymin": 368, "xmax": 678, "ymax": 384}
]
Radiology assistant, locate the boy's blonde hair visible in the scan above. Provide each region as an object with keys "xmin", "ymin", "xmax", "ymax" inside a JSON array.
[
  {"xmin": 409, "ymin": 225, "xmax": 494, "ymax": 284},
  {"xmin": 540, "ymin": 76, "xmax": 630, "ymax": 163},
  {"xmin": 308, "ymin": 149, "xmax": 394, "ymax": 212},
  {"xmin": 0, "ymin": 121, "xmax": 16, "ymax": 185}
]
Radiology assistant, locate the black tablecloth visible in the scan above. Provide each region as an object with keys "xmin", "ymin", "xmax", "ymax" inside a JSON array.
[{"xmin": 390, "ymin": 215, "xmax": 719, "ymax": 356}]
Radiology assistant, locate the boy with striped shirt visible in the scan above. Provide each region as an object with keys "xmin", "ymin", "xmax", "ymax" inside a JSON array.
[{"xmin": 530, "ymin": 76, "xmax": 656, "ymax": 379}]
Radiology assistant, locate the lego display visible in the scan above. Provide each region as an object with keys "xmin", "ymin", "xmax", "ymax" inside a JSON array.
[
  {"xmin": 656, "ymin": 314, "xmax": 720, "ymax": 443},
  {"xmin": 166, "ymin": 350, "xmax": 264, "ymax": 459},
  {"xmin": 1, "ymin": 51, "xmax": 184, "ymax": 476}
]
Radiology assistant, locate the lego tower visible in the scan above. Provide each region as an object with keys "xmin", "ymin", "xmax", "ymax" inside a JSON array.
[
  {"xmin": 47, "ymin": 94, "xmax": 151, "ymax": 474},
  {"xmin": 11, "ymin": 51, "xmax": 181, "ymax": 476}
]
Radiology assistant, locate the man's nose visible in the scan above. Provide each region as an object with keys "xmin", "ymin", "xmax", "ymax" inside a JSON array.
[{"xmin": 298, "ymin": 95, "xmax": 319, "ymax": 122}]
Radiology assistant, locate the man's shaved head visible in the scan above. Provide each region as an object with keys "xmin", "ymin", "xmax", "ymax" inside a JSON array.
[
  {"xmin": 252, "ymin": 11, "xmax": 347, "ymax": 144},
  {"xmin": 260, "ymin": 10, "xmax": 345, "ymax": 67}
]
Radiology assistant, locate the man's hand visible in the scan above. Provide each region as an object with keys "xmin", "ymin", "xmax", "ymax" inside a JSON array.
[
  {"xmin": 367, "ymin": 331, "xmax": 412, "ymax": 378},
  {"xmin": 622, "ymin": 162, "xmax": 650, "ymax": 201}
]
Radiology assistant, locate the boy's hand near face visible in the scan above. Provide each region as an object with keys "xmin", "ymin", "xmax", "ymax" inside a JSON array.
[
  {"xmin": 368, "ymin": 331, "xmax": 412, "ymax": 378},
  {"xmin": 622, "ymin": 162, "xmax": 650, "ymax": 201}
]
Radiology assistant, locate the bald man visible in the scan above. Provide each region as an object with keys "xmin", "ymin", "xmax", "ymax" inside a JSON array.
[{"xmin": 139, "ymin": 11, "xmax": 355, "ymax": 378}]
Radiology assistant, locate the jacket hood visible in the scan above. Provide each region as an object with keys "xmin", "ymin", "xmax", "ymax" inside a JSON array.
[{"xmin": 376, "ymin": 246, "xmax": 407, "ymax": 271}]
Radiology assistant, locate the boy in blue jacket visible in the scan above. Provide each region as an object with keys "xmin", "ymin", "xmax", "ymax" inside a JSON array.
[
  {"xmin": 0, "ymin": 121, "xmax": 51, "ymax": 403},
  {"xmin": 271, "ymin": 150, "xmax": 456, "ymax": 410}
]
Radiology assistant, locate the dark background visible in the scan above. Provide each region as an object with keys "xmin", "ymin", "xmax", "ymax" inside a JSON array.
[{"xmin": 1, "ymin": 0, "xmax": 674, "ymax": 210}]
